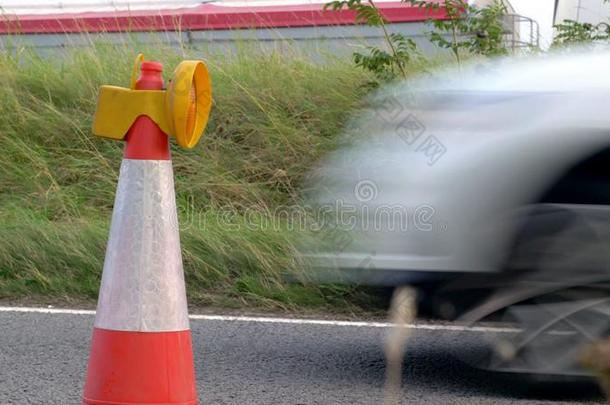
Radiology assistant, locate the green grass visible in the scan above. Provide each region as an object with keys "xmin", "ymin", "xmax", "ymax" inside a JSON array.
[{"xmin": 0, "ymin": 38, "xmax": 406, "ymax": 312}]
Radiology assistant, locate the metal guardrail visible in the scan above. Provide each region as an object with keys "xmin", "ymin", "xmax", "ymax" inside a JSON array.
[{"xmin": 503, "ymin": 13, "xmax": 541, "ymax": 52}]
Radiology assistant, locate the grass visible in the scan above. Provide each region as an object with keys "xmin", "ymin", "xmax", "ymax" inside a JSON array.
[{"xmin": 0, "ymin": 37, "xmax": 403, "ymax": 312}]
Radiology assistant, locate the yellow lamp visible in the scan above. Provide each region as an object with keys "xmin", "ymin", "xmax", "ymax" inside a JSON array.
[{"xmin": 92, "ymin": 54, "xmax": 212, "ymax": 149}]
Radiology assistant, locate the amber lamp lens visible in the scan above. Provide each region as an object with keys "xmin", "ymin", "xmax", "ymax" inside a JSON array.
[{"xmin": 185, "ymin": 84, "xmax": 197, "ymax": 140}]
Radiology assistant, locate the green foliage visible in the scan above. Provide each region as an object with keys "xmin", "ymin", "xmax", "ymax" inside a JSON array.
[
  {"xmin": 325, "ymin": 0, "xmax": 509, "ymax": 81},
  {"xmin": 552, "ymin": 19, "xmax": 610, "ymax": 48},
  {"xmin": 469, "ymin": 1, "xmax": 511, "ymax": 56},
  {"xmin": 552, "ymin": 0, "xmax": 610, "ymax": 48},
  {"xmin": 409, "ymin": 0, "xmax": 509, "ymax": 64},
  {"xmin": 324, "ymin": 0, "xmax": 388, "ymax": 26},
  {"xmin": 325, "ymin": 0, "xmax": 423, "ymax": 83},
  {"xmin": 353, "ymin": 33, "xmax": 420, "ymax": 82},
  {"xmin": 0, "ymin": 41, "xmax": 379, "ymax": 311}
]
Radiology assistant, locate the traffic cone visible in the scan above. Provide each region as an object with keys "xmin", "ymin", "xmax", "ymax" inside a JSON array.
[{"xmin": 82, "ymin": 56, "xmax": 211, "ymax": 405}]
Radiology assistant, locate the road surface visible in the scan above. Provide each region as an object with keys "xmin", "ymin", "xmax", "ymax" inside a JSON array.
[{"xmin": 0, "ymin": 307, "xmax": 604, "ymax": 404}]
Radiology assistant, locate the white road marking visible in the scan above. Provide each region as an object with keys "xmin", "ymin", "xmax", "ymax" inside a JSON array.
[
  {"xmin": 0, "ymin": 306, "xmax": 95, "ymax": 316},
  {"xmin": 0, "ymin": 305, "xmax": 522, "ymax": 333}
]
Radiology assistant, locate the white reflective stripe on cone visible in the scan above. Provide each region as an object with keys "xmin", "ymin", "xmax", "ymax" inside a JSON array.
[{"xmin": 95, "ymin": 159, "xmax": 190, "ymax": 332}]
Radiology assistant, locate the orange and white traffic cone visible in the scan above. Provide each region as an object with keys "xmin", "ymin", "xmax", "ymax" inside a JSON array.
[{"xmin": 83, "ymin": 55, "xmax": 211, "ymax": 405}]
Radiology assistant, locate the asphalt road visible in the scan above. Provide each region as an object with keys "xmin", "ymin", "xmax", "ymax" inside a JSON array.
[{"xmin": 0, "ymin": 308, "xmax": 604, "ymax": 405}]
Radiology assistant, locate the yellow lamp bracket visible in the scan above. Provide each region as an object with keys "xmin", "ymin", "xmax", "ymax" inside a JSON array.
[{"xmin": 92, "ymin": 54, "xmax": 212, "ymax": 149}]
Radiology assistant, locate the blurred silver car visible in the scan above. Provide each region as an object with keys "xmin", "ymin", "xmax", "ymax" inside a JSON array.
[{"xmin": 304, "ymin": 50, "xmax": 610, "ymax": 376}]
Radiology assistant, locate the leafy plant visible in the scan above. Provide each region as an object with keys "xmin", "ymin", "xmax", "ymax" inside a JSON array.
[
  {"xmin": 552, "ymin": 19, "xmax": 610, "ymax": 47},
  {"xmin": 324, "ymin": 0, "xmax": 423, "ymax": 82},
  {"xmin": 325, "ymin": 0, "xmax": 510, "ymax": 80},
  {"xmin": 552, "ymin": 0, "xmax": 610, "ymax": 48},
  {"xmin": 353, "ymin": 33, "xmax": 420, "ymax": 82},
  {"xmin": 469, "ymin": 1, "xmax": 511, "ymax": 56},
  {"xmin": 409, "ymin": 0, "xmax": 509, "ymax": 65}
]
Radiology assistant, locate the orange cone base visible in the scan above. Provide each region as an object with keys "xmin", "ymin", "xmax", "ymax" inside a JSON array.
[{"xmin": 83, "ymin": 328, "xmax": 198, "ymax": 405}]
